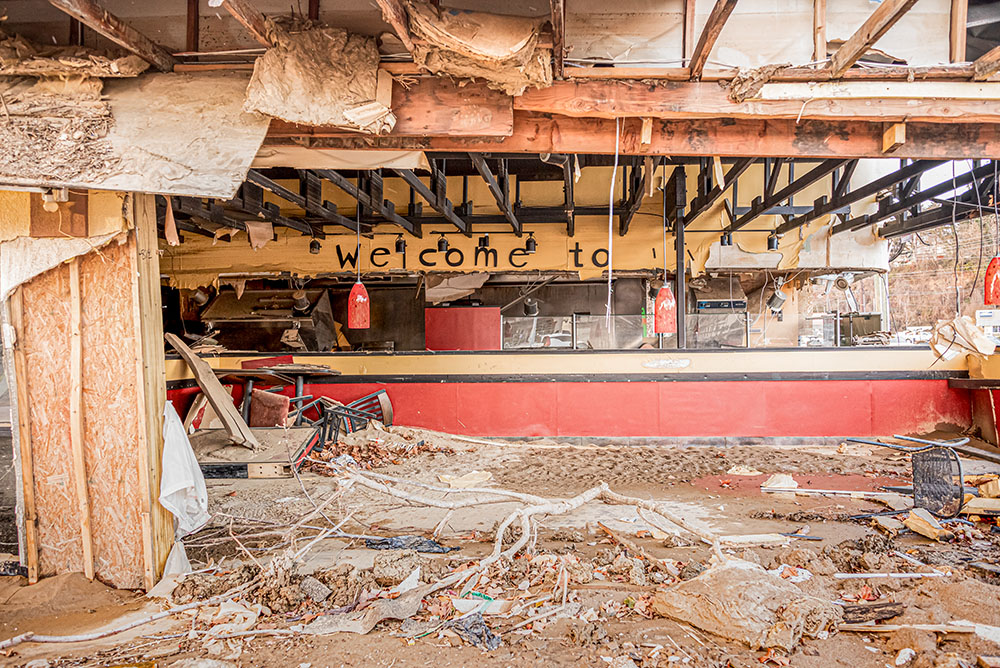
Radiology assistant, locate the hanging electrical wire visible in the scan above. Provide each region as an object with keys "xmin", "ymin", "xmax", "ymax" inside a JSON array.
[
  {"xmin": 605, "ymin": 117, "xmax": 620, "ymax": 325},
  {"xmin": 950, "ymin": 161, "xmax": 960, "ymax": 315}
]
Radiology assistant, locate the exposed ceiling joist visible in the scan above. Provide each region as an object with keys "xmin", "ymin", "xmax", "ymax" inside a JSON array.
[
  {"xmin": 312, "ymin": 169, "xmax": 421, "ymax": 236},
  {"xmin": 469, "ymin": 154, "xmax": 521, "ymax": 235},
  {"xmin": 47, "ymin": 0, "xmax": 178, "ymax": 71},
  {"xmin": 689, "ymin": 0, "xmax": 739, "ymax": 79},
  {"xmin": 207, "ymin": 0, "xmax": 273, "ymax": 47},
  {"xmin": 833, "ymin": 160, "xmax": 860, "ymax": 199},
  {"xmin": 393, "ymin": 166, "xmax": 470, "ymax": 235},
  {"xmin": 172, "ymin": 197, "xmax": 248, "ymax": 232},
  {"xmin": 764, "ymin": 158, "xmax": 786, "ymax": 199},
  {"xmin": 725, "ymin": 159, "xmax": 845, "ymax": 232},
  {"xmin": 828, "ymin": 0, "xmax": 919, "ymax": 77},
  {"xmin": 618, "ymin": 159, "xmax": 649, "ymax": 236},
  {"xmin": 246, "ymin": 170, "xmax": 357, "ymax": 234},
  {"xmin": 774, "ymin": 159, "xmax": 945, "ymax": 234},
  {"xmin": 880, "ymin": 173, "xmax": 996, "ymax": 237},
  {"xmin": 233, "ymin": 182, "xmax": 324, "ymax": 237},
  {"xmin": 831, "ymin": 160, "xmax": 998, "ymax": 234},
  {"xmin": 374, "ymin": 0, "xmax": 414, "ymax": 52}
]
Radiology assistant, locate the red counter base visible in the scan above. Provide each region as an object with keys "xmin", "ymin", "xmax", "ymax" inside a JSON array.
[{"xmin": 167, "ymin": 378, "xmax": 971, "ymax": 439}]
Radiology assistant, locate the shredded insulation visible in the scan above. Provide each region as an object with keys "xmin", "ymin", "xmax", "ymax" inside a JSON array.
[
  {"xmin": 725, "ymin": 63, "xmax": 793, "ymax": 103},
  {"xmin": 406, "ymin": 3, "xmax": 552, "ymax": 96},
  {"xmin": 244, "ymin": 24, "xmax": 395, "ymax": 133},
  {"xmin": 0, "ymin": 30, "xmax": 148, "ymax": 78}
]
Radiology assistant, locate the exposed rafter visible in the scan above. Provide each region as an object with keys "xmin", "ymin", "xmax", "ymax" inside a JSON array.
[
  {"xmin": 828, "ymin": 0, "xmax": 919, "ymax": 77},
  {"xmin": 172, "ymin": 197, "xmax": 248, "ymax": 232},
  {"xmin": 47, "ymin": 0, "xmax": 178, "ymax": 71},
  {"xmin": 618, "ymin": 158, "xmax": 650, "ymax": 236},
  {"xmin": 764, "ymin": 158, "xmax": 786, "ymax": 199},
  {"xmin": 724, "ymin": 160, "xmax": 845, "ymax": 232},
  {"xmin": 208, "ymin": 0, "xmax": 273, "ymax": 47},
  {"xmin": 831, "ymin": 160, "xmax": 998, "ymax": 234},
  {"xmin": 774, "ymin": 159, "xmax": 945, "ymax": 235},
  {"xmin": 246, "ymin": 170, "xmax": 358, "ymax": 234},
  {"xmin": 683, "ymin": 157, "xmax": 753, "ymax": 227},
  {"xmin": 311, "ymin": 169, "xmax": 421, "ymax": 236},
  {"xmin": 469, "ymin": 154, "xmax": 521, "ymax": 234},
  {"xmin": 393, "ymin": 164, "xmax": 470, "ymax": 235},
  {"xmin": 689, "ymin": 0, "xmax": 739, "ymax": 79},
  {"xmin": 880, "ymin": 172, "xmax": 996, "ymax": 238},
  {"xmin": 374, "ymin": 0, "xmax": 414, "ymax": 52},
  {"xmin": 833, "ymin": 160, "xmax": 860, "ymax": 199}
]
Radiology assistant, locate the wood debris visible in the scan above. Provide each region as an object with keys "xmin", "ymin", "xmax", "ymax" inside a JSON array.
[{"xmin": 902, "ymin": 508, "xmax": 955, "ymax": 542}]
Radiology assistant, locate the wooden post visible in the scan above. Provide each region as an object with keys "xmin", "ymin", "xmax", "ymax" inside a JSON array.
[
  {"xmin": 9, "ymin": 289, "xmax": 39, "ymax": 584},
  {"xmin": 951, "ymin": 0, "xmax": 968, "ymax": 63},
  {"xmin": 813, "ymin": 0, "xmax": 827, "ymax": 62},
  {"xmin": 683, "ymin": 0, "xmax": 696, "ymax": 62},
  {"xmin": 130, "ymin": 194, "xmax": 173, "ymax": 590},
  {"xmin": 68, "ymin": 257, "xmax": 95, "ymax": 581},
  {"xmin": 186, "ymin": 0, "xmax": 200, "ymax": 53}
]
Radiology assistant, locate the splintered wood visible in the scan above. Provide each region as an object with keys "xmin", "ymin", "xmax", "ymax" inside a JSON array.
[{"xmin": 16, "ymin": 235, "xmax": 147, "ymax": 587}]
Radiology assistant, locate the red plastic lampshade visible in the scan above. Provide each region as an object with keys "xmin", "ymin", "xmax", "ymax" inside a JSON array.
[
  {"xmin": 653, "ymin": 285, "xmax": 677, "ymax": 334},
  {"xmin": 347, "ymin": 280, "xmax": 370, "ymax": 329},
  {"xmin": 987, "ymin": 257, "xmax": 1000, "ymax": 305}
]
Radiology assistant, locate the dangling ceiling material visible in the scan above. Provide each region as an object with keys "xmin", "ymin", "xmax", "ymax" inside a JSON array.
[
  {"xmin": 0, "ymin": 72, "xmax": 270, "ymax": 198},
  {"xmin": 252, "ymin": 146, "xmax": 430, "ymax": 172},
  {"xmin": 244, "ymin": 26, "xmax": 394, "ymax": 133},
  {"xmin": 407, "ymin": 4, "xmax": 552, "ymax": 96}
]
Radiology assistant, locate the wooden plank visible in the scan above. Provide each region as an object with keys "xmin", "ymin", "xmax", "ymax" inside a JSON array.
[
  {"xmin": 375, "ymin": 0, "xmax": 414, "ymax": 52},
  {"xmin": 814, "ymin": 0, "xmax": 827, "ymax": 62},
  {"xmin": 567, "ymin": 64, "xmax": 975, "ymax": 81},
  {"xmin": 272, "ymin": 113, "xmax": 1000, "ymax": 159},
  {"xmin": 828, "ymin": 0, "xmax": 920, "ymax": 77},
  {"xmin": 840, "ymin": 623, "xmax": 973, "ymax": 634},
  {"xmin": 165, "ymin": 333, "xmax": 259, "ymax": 450},
  {"xmin": 131, "ymin": 194, "xmax": 173, "ymax": 590},
  {"xmin": 267, "ymin": 79, "xmax": 513, "ymax": 138},
  {"xmin": 690, "ymin": 0, "xmax": 739, "ymax": 79},
  {"xmin": 883, "ymin": 122, "xmax": 906, "ymax": 153},
  {"xmin": 974, "ymin": 46, "xmax": 1000, "ymax": 81},
  {"xmin": 951, "ymin": 0, "xmax": 968, "ymax": 63},
  {"xmin": 961, "ymin": 496, "xmax": 1000, "ymax": 514},
  {"xmin": 212, "ymin": 0, "xmax": 273, "ymax": 47},
  {"xmin": 841, "ymin": 601, "xmax": 904, "ymax": 624},
  {"xmin": 515, "ymin": 80, "xmax": 1000, "ymax": 123},
  {"xmin": 9, "ymin": 289, "xmax": 39, "ymax": 584},
  {"xmin": 47, "ymin": 0, "xmax": 177, "ymax": 72},
  {"xmin": 67, "ymin": 257, "xmax": 94, "ymax": 581}
]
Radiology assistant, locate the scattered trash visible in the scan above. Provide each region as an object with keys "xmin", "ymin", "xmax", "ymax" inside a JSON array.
[
  {"xmin": 894, "ymin": 648, "xmax": 916, "ymax": 666},
  {"xmin": 299, "ymin": 576, "xmax": 332, "ymax": 603},
  {"xmin": 761, "ymin": 473, "xmax": 797, "ymax": 489},
  {"xmin": 727, "ymin": 465, "xmax": 764, "ymax": 476},
  {"xmin": 444, "ymin": 612, "xmax": 501, "ymax": 650},
  {"xmin": 364, "ymin": 535, "xmax": 459, "ymax": 553}
]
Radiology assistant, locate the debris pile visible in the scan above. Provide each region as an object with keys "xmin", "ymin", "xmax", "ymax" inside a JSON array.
[{"xmin": 306, "ymin": 423, "xmax": 454, "ymax": 470}]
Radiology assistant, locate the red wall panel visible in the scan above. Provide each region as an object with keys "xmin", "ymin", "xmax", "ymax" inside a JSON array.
[
  {"xmin": 424, "ymin": 307, "xmax": 501, "ymax": 351},
  {"xmin": 168, "ymin": 378, "xmax": 972, "ymax": 438}
]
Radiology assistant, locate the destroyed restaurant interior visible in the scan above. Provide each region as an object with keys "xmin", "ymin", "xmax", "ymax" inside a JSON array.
[{"xmin": 14, "ymin": 1, "xmax": 1000, "ymax": 668}]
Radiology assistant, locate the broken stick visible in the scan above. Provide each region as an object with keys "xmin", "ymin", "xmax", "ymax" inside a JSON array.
[{"xmin": 597, "ymin": 521, "xmax": 680, "ymax": 577}]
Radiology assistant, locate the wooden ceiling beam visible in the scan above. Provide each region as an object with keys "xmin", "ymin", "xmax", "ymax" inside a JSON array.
[
  {"xmin": 393, "ymin": 164, "xmax": 470, "ymax": 235},
  {"xmin": 828, "ymin": 0, "xmax": 919, "ymax": 77},
  {"xmin": 515, "ymin": 80, "xmax": 1000, "ymax": 123},
  {"xmin": 951, "ymin": 0, "xmax": 968, "ymax": 63},
  {"xmin": 725, "ymin": 159, "xmax": 845, "ymax": 232},
  {"xmin": 208, "ymin": 0, "xmax": 273, "ymax": 47},
  {"xmin": 374, "ymin": 0, "xmax": 414, "ymax": 52},
  {"xmin": 268, "ymin": 114, "xmax": 1000, "ymax": 160},
  {"xmin": 311, "ymin": 169, "xmax": 421, "ymax": 236},
  {"xmin": 689, "ymin": 0, "xmax": 739, "ymax": 79},
  {"xmin": 47, "ymin": 0, "xmax": 178, "ymax": 71},
  {"xmin": 683, "ymin": 157, "xmax": 753, "ymax": 227}
]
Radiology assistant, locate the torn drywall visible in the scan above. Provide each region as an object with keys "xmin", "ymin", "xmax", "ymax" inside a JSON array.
[{"xmin": 0, "ymin": 231, "xmax": 125, "ymax": 300}]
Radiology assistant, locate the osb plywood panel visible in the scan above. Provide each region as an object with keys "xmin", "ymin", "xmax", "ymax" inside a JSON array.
[
  {"xmin": 80, "ymin": 236, "xmax": 145, "ymax": 589},
  {"xmin": 20, "ymin": 262, "xmax": 83, "ymax": 576}
]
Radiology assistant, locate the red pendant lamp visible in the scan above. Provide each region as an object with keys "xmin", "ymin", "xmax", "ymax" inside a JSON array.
[
  {"xmin": 347, "ymin": 205, "xmax": 370, "ymax": 329},
  {"xmin": 654, "ymin": 284, "xmax": 677, "ymax": 334},
  {"xmin": 987, "ymin": 258, "xmax": 1000, "ymax": 305},
  {"xmin": 347, "ymin": 280, "xmax": 370, "ymax": 329}
]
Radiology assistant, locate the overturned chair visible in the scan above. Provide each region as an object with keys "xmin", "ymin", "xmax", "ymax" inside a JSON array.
[{"xmin": 317, "ymin": 389, "xmax": 394, "ymax": 446}]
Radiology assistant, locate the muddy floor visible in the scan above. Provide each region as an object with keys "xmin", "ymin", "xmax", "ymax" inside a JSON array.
[{"xmin": 4, "ymin": 428, "xmax": 1000, "ymax": 667}]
